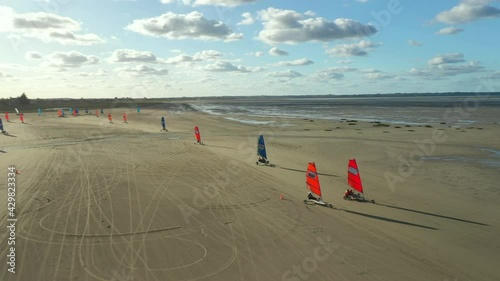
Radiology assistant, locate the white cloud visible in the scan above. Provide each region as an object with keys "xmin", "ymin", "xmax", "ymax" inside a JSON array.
[
  {"xmin": 205, "ymin": 61, "xmax": 262, "ymax": 72},
  {"xmin": 435, "ymin": 1, "xmax": 500, "ymax": 24},
  {"xmin": 435, "ymin": 26, "xmax": 464, "ymax": 35},
  {"xmin": 326, "ymin": 40, "xmax": 381, "ymax": 57},
  {"xmin": 126, "ymin": 11, "xmax": 236, "ymax": 41},
  {"xmin": 363, "ymin": 72, "xmax": 395, "ymax": 80},
  {"xmin": 269, "ymin": 47, "xmax": 288, "ymax": 56},
  {"xmin": 115, "ymin": 64, "xmax": 169, "ymax": 76},
  {"xmin": 192, "ymin": 0, "xmax": 259, "ymax": 6},
  {"xmin": 407, "ymin": 40, "xmax": 423, "ymax": 46},
  {"xmin": 433, "ymin": 60, "xmax": 483, "ymax": 76},
  {"xmin": 337, "ymin": 60, "xmax": 352, "ymax": 64},
  {"xmin": 0, "ymin": 72, "xmax": 14, "ymax": 79},
  {"xmin": 166, "ymin": 54, "xmax": 198, "ymax": 64},
  {"xmin": 310, "ymin": 68, "xmax": 346, "ymax": 81},
  {"xmin": 45, "ymin": 51, "xmax": 100, "ymax": 68},
  {"xmin": 225, "ymin": 32, "xmax": 243, "ymax": 42},
  {"xmin": 0, "ymin": 7, "xmax": 103, "ymax": 45},
  {"xmin": 247, "ymin": 51, "xmax": 264, "ymax": 57},
  {"xmin": 410, "ymin": 57, "xmax": 484, "ymax": 79},
  {"xmin": 268, "ymin": 69, "xmax": 303, "ymax": 78},
  {"xmin": 109, "ymin": 49, "xmax": 157, "ymax": 63},
  {"xmin": 238, "ymin": 12, "xmax": 255, "ymax": 25},
  {"xmin": 25, "ymin": 51, "xmax": 43, "ymax": 60},
  {"xmin": 304, "ymin": 10, "xmax": 316, "ymax": 16},
  {"xmin": 276, "ymin": 58, "xmax": 314, "ymax": 66},
  {"xmin": 258, "ymin": 8, "xmax": 377, "ymax": 44},
  {"xmin": 428, "ymin": 53, "xmax": 465, "ymax": 65},
  {"xmin": 193, "ymin": 50, "xmax": 222, "ymax": 60}
]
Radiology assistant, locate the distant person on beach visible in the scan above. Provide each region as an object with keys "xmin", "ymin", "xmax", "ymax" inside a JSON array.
[{"xmin": 344, "ymin": 189, "xmax": 354, "ymax": 199}]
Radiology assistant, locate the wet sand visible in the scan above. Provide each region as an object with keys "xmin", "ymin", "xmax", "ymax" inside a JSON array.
[{"xmin": 0, "ymin": 104, "xmax": 499, "ymax": 281}]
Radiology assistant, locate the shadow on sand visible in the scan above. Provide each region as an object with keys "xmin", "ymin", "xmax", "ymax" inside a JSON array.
[
  {"xmin": 278, "ymin": 166, "xmax": 339, "ymax": 177},
  {"xmin": 342, "ymin": 209, "xmax": 438, "ymax": 230},
  {"xmin": 2, "ymin": 133, "xmax": 17, "ymax": 138},
  {"xmin": 0, "ymin": 150, "xmax": 6, "ymax": 153},
  {"xmin": 374, "ymin": 203, "xmax": 489, "ymax": 226}
]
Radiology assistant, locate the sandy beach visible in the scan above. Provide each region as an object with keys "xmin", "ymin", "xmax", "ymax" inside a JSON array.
[{"xmin": 1, "ymin": 103, "xmax": 499, "ymax": 281}]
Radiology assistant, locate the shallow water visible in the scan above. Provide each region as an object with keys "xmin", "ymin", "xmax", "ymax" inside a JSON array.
[{"xmin": 190, "ymin": 95, "xmax": 500, "ymax": 125}]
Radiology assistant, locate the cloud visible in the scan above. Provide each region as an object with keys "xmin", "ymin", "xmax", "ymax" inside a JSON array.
[
  {"xmin": 166, "ymin": 54, "xmax": 198, "ymax": 64},
  {"xmin": 0, "ymin": 72, "xmax": 14, "ymax": 79},
  {"xmin": 238, "ymin": 12, "xmax": 255, "ymax": 25},
  {"xmin": 310, "ymin": 68, "xmax": 347, "ymax": 81},
  {"xmin": 362, "ymin": 72, "xmax": 395, "ymax": 80},
  {"xmin": 126, "ymin": 11, "xmax": 237, "ymax": 41},
  {"xmin": 407, "ymin": 40, "xmax": 423, "ymax": 46},
  {"xmin": 193, "ymin": 50, "xmax": 222, "ymax": 60},
  {"xmin": 428, "ymin": 53, "xmax": 465, "ymax": 65},
  {"xmin": 247, "ymin": 51, "xmax": 264, "ymax": 57},
  {"xmin": 268, "ymin": 69, "xmax": 303, "ymax": 78},
  {"xmin": 192, "ymin": 0, "xmax": 259, "ymax": 6},
  {"xmin": 257, "ymin": 8, "xmax": 377, "ymax": 44},
  {"xmin": 205, "ymin": 61, "xmax": 262, "ymax": 72},
  {"xmin": 269, "ymin": 47, "xmax": 289, "ymax": 56},
  {"xmin": 45, "ymin": 51, "xmax": 99, "ymax": 68},
  {"xmin": 435, "ymin": 26, "xmax": 464, "ymax": 35},
  {"xmin": 116, "ymin": 64, "xmax": 169, "ymax": 76},
  {"xmin": 433, "ymin": 60, "xmax": 483, "ymax": 76},
  {"xmin": 326, "ymin": 40, "xmax": 381, "ymax": 57},
  {"xmin": 435, "ymin": 1, "xmax": 500, "ymax": 24},
  {"xmin": 109, "ymin": 49, "xmax": 157, "ymax": 63},
  {"xmin": 410, "ymin": 58, "xmax": 484, "ymax": 79},
  {"xmin": 0, "ymin": 7, "xmax": 103, "ymax": 45},
  {"xmin": 225, "ymin": 32, "xmax": 243, "ymax": 42},
  {"xmin": 337, "ymin": 60, "xmax": 352, "ymax": 64},
  {"xmin": 276, "ymin": 58, "xmax": 314, "ymax": 66},
  {"xmin": 25, "ymin": 51, "xmax": 43, "ymax": 60}
]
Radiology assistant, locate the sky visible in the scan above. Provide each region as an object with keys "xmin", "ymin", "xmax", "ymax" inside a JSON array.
[{"xmin": 0, "ymin": 0, "xmax": 499, "ymax": 98}]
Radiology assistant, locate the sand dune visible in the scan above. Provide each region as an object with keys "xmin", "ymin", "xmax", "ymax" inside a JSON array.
[{"xmin": 0, "ymin": 105, "xmax": 499, "ymax": 281}]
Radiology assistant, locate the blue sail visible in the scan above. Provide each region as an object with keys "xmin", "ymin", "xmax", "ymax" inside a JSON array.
[
  {"xmin": 0, "ymin": 118, "xmax": 4, "ymax": 131},
  {"xmin": 161, "ymin": 116, "xmax": 166, "ymax": 130},
  {"xmin": 137, "ymin": 106, "xmax": 141, "ymax": 113},
  {"xmin": 38, "ymin": 108, "xmax": 42, "ymax": 116},
  {"xmin": 257, "ymin": 135, "xmax": 267, "ymax": 160}
]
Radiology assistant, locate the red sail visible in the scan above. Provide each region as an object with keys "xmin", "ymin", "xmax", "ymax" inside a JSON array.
[
  {"xmin": 20, "ymin": 113, "xmax": 24, "ymax": 123},
  {"xmin": 347, "ymin": 159, "xmax": 363, "ymax": 194},
  {"xmin": 123, "ymin": 113, "xmax": 127, "ymax": 122},
  {"xmin": 194, "ymin": 126, "xmax": 201, "ymax": 142},
  {"xmin": 306, "ymin": 162, "xmax": 322, "ymax": 197}
]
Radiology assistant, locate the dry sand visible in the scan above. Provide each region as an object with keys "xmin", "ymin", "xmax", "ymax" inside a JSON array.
[{"xmin": 0, "ymin": 104, "xmax": 499, "ymax": 281}]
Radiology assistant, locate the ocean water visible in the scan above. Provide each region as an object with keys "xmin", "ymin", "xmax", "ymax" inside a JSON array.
[{"xmin": 189, "ymin": 95, "xmax": 500, "ymax": 125}]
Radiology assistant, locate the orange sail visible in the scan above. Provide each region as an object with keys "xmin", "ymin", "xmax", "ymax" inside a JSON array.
[
  {"xmin": 347, "ymin": 159, "xmax": 363, "ymax": 194},
  {"xmin": 194, "ymin": 126, "xmax": 201, "ymax": 142},
  {"xmin": 95, "ymin": 109, "xmax": 99, "ymax": 117},
  {"xmin": 306, "ymin": 162, "xmax": 322, "ymax": 197},
  {"xmin": 108, "ymin": 113, "xmax": 112, "ymax": 122},
  {"xmin": 123, "ymin": 113, "xmax": 127, "ymax": 122},
  {"xmin": 58, "ymin": 110, "xmax": 63, "ymax": 117}
]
